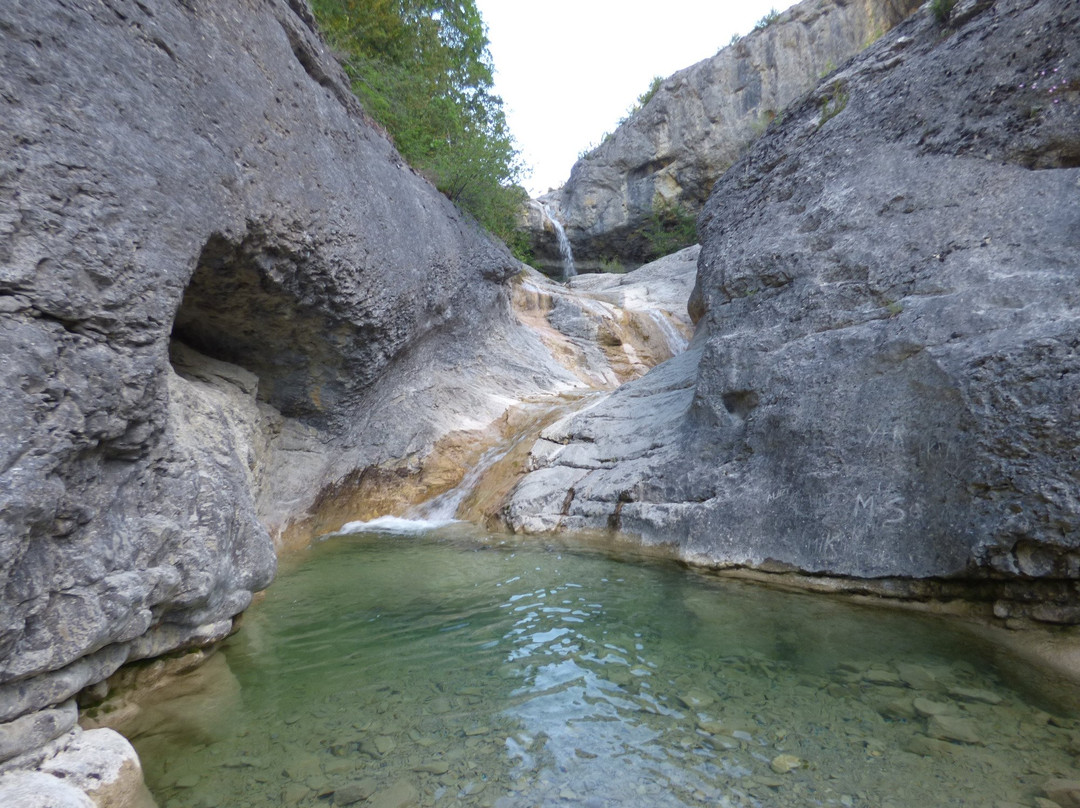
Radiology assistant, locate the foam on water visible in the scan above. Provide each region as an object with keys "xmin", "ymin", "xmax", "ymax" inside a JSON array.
[{"xmin": 332, "ymin": 515, "xmax": 458, "ymax": 535}]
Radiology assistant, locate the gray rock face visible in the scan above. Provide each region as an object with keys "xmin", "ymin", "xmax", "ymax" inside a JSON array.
[
  {"xmin": 0, "ymin": 701, "xmax": 77, "ymax": 764},
  {"xmin": 0, "ymin": 0, "xmax": 524, "ymax": 746},
  {"xmin": 507, "ymin": 0, "xmax": 1080, "ymax": 608},
  {"xmin": 533, "ymin": 0, "xmax": 920, "ymax": 267}
]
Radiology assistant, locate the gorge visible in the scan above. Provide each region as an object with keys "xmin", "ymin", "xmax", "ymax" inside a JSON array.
[{"xmin": 0, "ymin": 0, "xmax": 1078, "ymax": 805}]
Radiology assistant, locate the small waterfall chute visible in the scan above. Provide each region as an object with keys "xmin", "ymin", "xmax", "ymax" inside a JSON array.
[{"xmin": 538, "ymin": 202, "xmax": 576, "ymax": 281}]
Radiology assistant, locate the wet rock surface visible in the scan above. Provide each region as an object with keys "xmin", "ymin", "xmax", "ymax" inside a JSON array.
[
  {"xmin": 506, "ymin": 0, "xmax": 1080, "ymax": 603},
  {"xmin": 531, "ymin": 0, "xmax": 921, "ymax": 267},
  {"xmin": 511, "ymin": 247, "xmax": 696, "ymax": 388}
]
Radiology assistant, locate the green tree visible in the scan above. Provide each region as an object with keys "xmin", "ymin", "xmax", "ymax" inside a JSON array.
[{"xmin": 311, "ymin": 0, "xmax": 528, "ymax": 254}]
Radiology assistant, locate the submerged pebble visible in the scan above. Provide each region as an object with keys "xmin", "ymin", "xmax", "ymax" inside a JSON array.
[{"xmin": 770, "ymin": 754, "xmax": 803, "ymax": 774}]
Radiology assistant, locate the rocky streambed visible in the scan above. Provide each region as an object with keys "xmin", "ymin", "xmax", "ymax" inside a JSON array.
[{"xmin": 88, "ymin": 528, "xmax": 1080, "ymax": 808}]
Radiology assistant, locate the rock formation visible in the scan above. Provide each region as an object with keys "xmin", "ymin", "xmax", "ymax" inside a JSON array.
[
  {"xmin": 529, "ymin": 0, "xmax": 921, "ymax": 270},
  {"xmin": 3, "ymin": 0, "xmax": 1079, "ymax": 800},
  {"xmin": 0, "ymin": 0, "xmax": 572, "ymax": 790},
  {"xmin": 507, "ymin": 0, "xmax": 1080, "ymax": 621},
  {"xmin": 0, "ymin": 1, "xmax": 703, "ymax": 795}
]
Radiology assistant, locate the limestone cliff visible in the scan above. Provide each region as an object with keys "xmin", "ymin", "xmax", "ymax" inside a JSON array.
[
  {"xmin": 507, "ymin": 0, "xmax": 1080, "ymax": 621},
  {"xmin": 529, "ymin": 0, "xmax": 920, "ymax": 269}
]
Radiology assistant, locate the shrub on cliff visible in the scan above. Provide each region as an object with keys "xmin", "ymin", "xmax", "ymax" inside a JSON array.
[
  {"xmin": 930, "ymin": 0, "xmax": 957, "ymax": 24},
  {"xmin": 311, "ymin": 0, "xmax": 529, "ymax": 255},
  {"xmin": 636, "ymin": 199, "xmax": 698, "ymax": 260}
]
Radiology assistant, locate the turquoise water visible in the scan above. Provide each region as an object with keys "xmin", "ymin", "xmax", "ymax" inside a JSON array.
[{"xmin": 126, "ymin": 526, "xmax": 1079, "ymax": 808}]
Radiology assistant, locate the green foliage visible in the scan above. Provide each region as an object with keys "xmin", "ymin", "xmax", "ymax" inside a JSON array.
[
  {"xmin": 598, "ymin": 256, "xmax": 626, "ymax": 274},
  {"xmin": 751, "ymin": 110, "xmax": 774, "ymax": 138},
  {"xmin": 754, "ymin": 8, "xmax": 781, "ymax": 31},
  {"xmin": 930, "ymin": 0, "xmax": 956, "ymax": 25},
  {"xmin": 862, "ymin": 25, "xmax": 886, "ymax": 49},
  {"xmin": 818, "ymin": 80, "xmax": 849, "ymax": 127},
  {"xmin": 636, "ymin": 76, "xmax": 664, "ymax": 110},
  {"xmin": 727, "ymin": 32, "xmax": 742, "ymax": 48},
  {"xmin": 579, "ymin": 75, "xmax": 666, "ymax": 164},
  {"xmin": 577, "ymin": 131, "xmax": 613, "ymax": 161},
  {"xmin": 309, "ymin": 0, "xmax": 528, "ymax": 253},
  {"xmin": 636, "ymin": 198, "xmax": 697, "ymax": 260},
  {"xmin": 617, "ymin": 75, "xmax": 665, "ymax": 127}
]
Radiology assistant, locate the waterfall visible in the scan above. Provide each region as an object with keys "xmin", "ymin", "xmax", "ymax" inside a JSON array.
[
  {"xmin": 412, "ymin": 443, "xmax": 513, "ymax": 522},
  {"xmin": 539, "ymin": 203, "xmax": 576, "ymax": 281},
  {"xmin": 645, "ymin": 309, "xmax": 689, "ymax": 355}
]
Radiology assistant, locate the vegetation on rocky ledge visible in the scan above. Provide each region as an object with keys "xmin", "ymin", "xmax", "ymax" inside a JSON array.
[
  {"xmin": 636, "ymin": 198, "xmax": 698, "ymax": 261},
  {"xmin": 310, "ymin": 0, "xmax": 530, "ymax": 257}
]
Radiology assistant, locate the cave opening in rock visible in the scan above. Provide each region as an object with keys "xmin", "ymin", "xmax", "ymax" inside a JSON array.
[{"xmin": 169, "ymin": 233, "xmax": 347, "ymax": 423}]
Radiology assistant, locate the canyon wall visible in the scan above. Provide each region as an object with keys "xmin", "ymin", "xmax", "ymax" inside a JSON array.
[
  {"xmin": 0, "ymin": 0, "xmax": 586, "ymax": 781},
  {"xmin": 508, "ymin": 0, "xmax": 1080, "ymax": 621},
  {"xmin": 528, "ymin": 0, "xmax": 920, "ymax": 270}
]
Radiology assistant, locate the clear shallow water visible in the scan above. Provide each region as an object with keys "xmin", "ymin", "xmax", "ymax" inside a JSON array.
[{"xmin": 126, "ymin": 527, "xmax": 1080, "ymax": 808}]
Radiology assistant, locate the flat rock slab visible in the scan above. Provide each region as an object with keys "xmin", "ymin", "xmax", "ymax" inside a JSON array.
[
  {"xmin": 368, "ymin": 779, "xmax": 420, "ymax": 808},
  {"xmin": 928, "ymin": 714, "xmax": 984, "ymax": 746}
]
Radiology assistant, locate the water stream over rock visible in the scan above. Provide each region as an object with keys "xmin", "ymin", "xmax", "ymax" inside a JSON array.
[
  {"xmin": 96, "ymin": 528, "xmax": 1080, "ymax": 808},
  {"xmin": 538, "ymin": 203, "xmax": 576, "ymax": 281}
]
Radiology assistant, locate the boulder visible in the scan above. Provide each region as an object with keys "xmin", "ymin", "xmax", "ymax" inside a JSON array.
[{"xmin": 0, "ymin": 727, "xmax": 151, "ymax": 808}]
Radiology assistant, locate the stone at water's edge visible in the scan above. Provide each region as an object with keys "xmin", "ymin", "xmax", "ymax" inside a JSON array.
[
  {"xmin": 0, "ymin": 728, "xmax": 154, "ymax": 808},
  {"xmin": 528, "ymin": 0, "xmax": 922, "ymax": 267},
  {"xmin": 506, "ymin": 0, "xmax": 1080, "ymax": 619}
]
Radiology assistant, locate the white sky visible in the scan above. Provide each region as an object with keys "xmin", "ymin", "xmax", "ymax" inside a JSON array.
[{"xmin": 475, "ymin": 1, "xmax": 797, "ymax": 196}]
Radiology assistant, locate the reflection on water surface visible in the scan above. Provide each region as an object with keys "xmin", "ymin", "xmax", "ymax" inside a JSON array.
[{"xmin": 122, "ymin": 526, "xmax": 1080, "ymax": 808}]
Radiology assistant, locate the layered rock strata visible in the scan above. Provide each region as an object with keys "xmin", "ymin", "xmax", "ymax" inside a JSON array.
[
  {"xmin": 530, "ymin": 0, "xmax": 921, "ymax": 269},
  {"xmin": 507, "ymin": 0, "xmax": 1080, "ymax": 622}
]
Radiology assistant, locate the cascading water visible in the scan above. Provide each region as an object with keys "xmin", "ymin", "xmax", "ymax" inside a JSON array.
[{"xmin": 539, "ymin": 202, "xmax": 576, "ymax": 281}]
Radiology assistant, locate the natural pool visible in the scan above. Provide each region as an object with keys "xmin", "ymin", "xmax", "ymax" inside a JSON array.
[{"xmin": 122, "ymin": 524, "xmax": 1079, "ymax": 808}]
